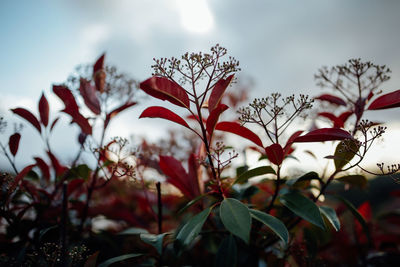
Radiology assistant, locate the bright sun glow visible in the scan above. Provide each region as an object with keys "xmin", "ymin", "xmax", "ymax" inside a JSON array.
[{"xmin": 177, "ymin": 0, "xmax": 214, "ymax": 34}]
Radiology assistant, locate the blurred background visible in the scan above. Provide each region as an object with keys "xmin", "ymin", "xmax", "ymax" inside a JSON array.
[{"xmin": 1, "ymin": 0, "xmax": 400, "ymax": 173}]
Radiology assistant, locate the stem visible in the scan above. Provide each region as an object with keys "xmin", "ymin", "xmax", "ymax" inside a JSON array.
[
  {"xmin": 59, "ymin": 181, "xmax": 68, "ymax": 267},
  {"xmin": 266, "ymin": 165, "xmax": 281, "ymax": 213},
  {"xmin": 156, "ymin": 182, "xmax": 162, "ymax": 234}
]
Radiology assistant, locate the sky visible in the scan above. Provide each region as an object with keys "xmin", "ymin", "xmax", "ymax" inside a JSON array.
[{"xmin": 1, "ymin": 0, "xmax": 400, "ymax": 173}]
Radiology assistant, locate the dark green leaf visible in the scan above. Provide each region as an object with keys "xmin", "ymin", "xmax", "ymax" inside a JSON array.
[
  {"xmin": 333, "ymin": 195, "xmax": 372, "ymax": 246},
  {"xmin": 220, "ymin": 198, "xmax": 251, "ymax": 244},
  {"xmin": 236, "ymin": 165, "xmax": 249, "ymax": 177},
  {"xmin": 176, "ymin": 207, "xmax": 212, "ymax": 247},
  {"xmin": 215, "ymin": 235, "xmax": 237, "ymax": 267},
  {"xmin": 249, "ymin": 209, "xmax": 289, "ymax": 245},
  {"xmin": 234, "ymin": 166, "xmax": 275, "ymax": 184},
  {"xmin": 118, "ymin": 227, "xmax": 149, "ymax": 235},
  {"xmin": 336, "ymin": 175, "xmax": 367, "ymax": 189},
  {"xmin": 280, "ymin": 192, "xmax": 325, "ymax": 230},
  {"xmin": 72, "ymin": 164, "xmax": 91, "ymax": 180},
  {"xmin": 178, "ymin": 194, "xmax": 206, "ymax": 214},
  {"xmin": 140, "ymin": 233, "xmax": 167, "ymax": 255},
  {"xmin": 334, "ymin": 140, "xmax": 360, "ymax": 170},
  {"xmin": 286, "ymin": 172, "xmax": 320, "ymax": 187},
  {"xmin": 319, "ymin": 206, "xmax": 340, "ymax": 231},
  {"xmin": 98, "ymin": 253, "xmax": 142, "ymax": 267}
]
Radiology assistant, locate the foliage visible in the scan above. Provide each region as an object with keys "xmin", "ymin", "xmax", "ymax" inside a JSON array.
[{"xmin": 1, "ymin": 46, "xmax": 400, "ymax": 266}]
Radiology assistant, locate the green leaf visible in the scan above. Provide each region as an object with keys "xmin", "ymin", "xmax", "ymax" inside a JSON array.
[
  {"xmin": 319, "ymin": 206, "xmax": 340, "ymax": 231},
  {"xmin": 286, "ymin": 171, "xmax": 320, "ymax": 187},
  {"xmin": 70, "ymin": 164, "xmax": 91, "ymax": 180},
  {"xmin": 336, "ymin": 175, "xmax": 367, "ymax": 189},
  {"xmin": 334, "ymin": 139, "xmax": 360, "ymax": 170},
  {"xmin": 333, "ymin": 195, "xmax": 372, "ymax": 246},
  {"xmin": 176, "ymin": 207, "xmax": 212, "ymax": 247},
  {"xmin": 220, "ymin": 198, "xmax": 251, "ymax": 244},
  {"xmin": 118, "ymin": 227, "xmax": 149, "ymax": 235},
  {"xmin": 249, "ymin": 209, "xmax": 289, "ymax": 245},
  {"xmin": 140, "ymin": 233, "xmax": 167, "ymax": 255},
  {"xmin": 236, "ymin": 165, "xmax": 249, "ymax": 177},
  {"xmin": 178, "ymin": 194, "xmax": 206, "ymax": 214},
  {"xmin": 280, "ymin": 192, "xmax": 325, "ymax": 230},
  {"xmin": 98, "ymin": 253, "xmax": 142, "ymax": 267},
  {"xmin": 234, "ymin": 166, "xmax": 276, "ymax": 184},
  {"xmin": 215, "ymin": 235, "xmax": 237, "ymax": 267}
]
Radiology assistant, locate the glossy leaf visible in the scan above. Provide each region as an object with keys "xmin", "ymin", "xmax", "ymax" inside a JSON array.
[
  {"xmin": 67, "ymin": 178, "xmax": 85, "ymax": 196},
  {"xmin": 38, "ymin": 93, "xmax": 49, "ymax": 126},
  {"xmin": 215, "ymin": 121, "xmax": 263, "ymax": 148},
  {"xmin": 336, "ymin": 175, "xmax": 367, "ymax": 189},
  {"xmin": 208, "ymin": 74, "xmax": 234, "ymax": 112},
  {"xmin": 368, "ymin": 89, "xmax": 400, "ymax": 110},
  {"xmin": 234, "ymin": 166, "xmax": 275, "ymax": 184},
  {"xmin": 319, "ymin": 206, "xmax": 340, "ymax": 231},
  {"xmin": 334, "ymin": 139, "xmax": 360, "ymax": 170},
  {"xmin": 98, "ymin": 253, "xmax": 142, "ymax": 267},
  {"xmin": 283, "ymin": 130, "xmax": 303, "ymax": 155},
  {"xmin": 176, "ymin": 207, "xmax": 212, "ymax": 247},
  {"xmin": 139, "ymin": 106, "xmax": 191, "ymax": 130},
  {"xmin": 11, "ymin": 108, "xmax": 41, "ymax": 133},
  {"xmin": 79, "ymin": 78, "xmax": 101, "ymax": 115},
  {"xmin": 206, "ymin": 103, "xmax": 228, "ymax": 136},
  {"xmin": 315, "ymin": 94, "xmax": 346, "ymax": 106},
  {"xmin": 140, "ymin": 76, "xmax": 190, "ymax": 108},
  {"xmin": 215, "ymin": 235, "xmax": 237, "ymax": 267},
  {"xmin": 293, "ymin": 128, "xmax": 353, "ymax": 143},
  {"xmin": 178, "ymin": 194, "xmax": 207, "ymax": 214},
  {"xmin": 47, "ymin": 151, "xmax": 68, "ymax": 177},
  {"xmin": 8, "ymin": 133, "xmax": 21, "ymax": 156},
  {"xmin": 220, "ymin": 198, "xmax": 251, "ymax": 244},
  {"xmin": 280, "ymin": 191, "xmax": 325, "ymax": 229},
  {"xmin": 249, "ymin": 209, "xmax": 289, "ymax": 245},
  {"xmin": 93, "ymin": 54, "xmax": 106, "ymax": 93},
  {"xmin": 159, "ymin": 155, "xmax": 200, "ymax": 198},
  {"xmin": 334, "ymin": 195, "xmax": 372, "ymax": 245},
  {"xmin": 53, "ymin": 85, "xmax": 92, "ymax": 135},
  {"xmin": 118, "ymin": 227, "xmax": 149, "ymax": 235},
  {"xmin": 286, "ymin": 171, "xmax": 320, "ymax": 187},
  {"xmin": 140, "ymin": 233, "xmax": 167, "ymax": 255},
  {"xmin": 265, "ymin": 143, "xmax": 284, "ymax": 165}
]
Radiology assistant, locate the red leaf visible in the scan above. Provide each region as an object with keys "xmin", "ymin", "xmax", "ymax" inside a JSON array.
[
  {"xmin": 104, "ymin": 102, "xmax": 137, "ymax": 129},
  {"xmin": 8, "ymin": 133, "xmax": 21, "ymax": 156},
  {"xmin": 34, "ymin": 157, "xmax": 50, "ymax": 181},
  {"xmin": 38, "ymin": 93, "xmax": 49, "ymax": 126},
  {"xmin": 338, "ymin": 111, "xmax": 353, "ymax": 125},
  {"xmin": 215, "ymin": 121, "xmax": 263, "ymax": 148},
  {"xmin": 50, "ymin": 117, "xmax": 60, "ymax": 132},
  {"xmin": 187, "ymin": 154, "xmax": 201, "ymax": 196},
  {"xmin": 47, "ymin": 151, "xmax": 68, "ymax": 177},
  {"xmin": 67, "ymin": 178, "xmax": 85, "ymax": 196},
  {"xmin": 11, "ymin": 108, "xmax": 41, "ymax": 133},
  {"xmin": 283, "ymin": 130, "xmax": 303, "ymax": 156},
  {"xmin": 93, "ymin": 53, "xmax": 105, "ymax": 75},
  {"xmin": 7, "ymin": 164, "xmax": 35, "ymax": 205},
  {"xmin": 140, "ymin": 76, "xmax": 190, "ymax": 108},
  {"xmin": 159, "ymin": 155, "xmax": 198, "ymax": 198},
  {"xmin": 293, "ymin": 128, "xmax": 353, "ymax": 143},
  {"xmin": 318, "ymin": 112, "xmax": 342, "ymax": 128},
  {"xmin": 139, "ymin": 106, "xmax": 191, "ymax": 129},
  {"xmin": 53, "ymin": 85, "xmax": 80, "ymax": 112},
  {"xmin": 315, "ymin": 94, "xmax": 347, "ymax": 106},
  {"xmin": 368, "ymin": 89, "xmax": 400, "ymax": 110},
  {"xmin": 206, "ymin": 104, "xmax": 229, "ymax": 136},
  {"xmin": 265, "ymin": 143, "xmax": 284, "ymax": 165},
  {"xmin": 208, "ymin": 74, "xmax": 234, "ymax": 112},
  {"xmin": 79, "ymin": 78, "xmax": 101, "ymax": 115},
  {"xmin": 53, "ymin": 85, "xmax": 92, "ymax": 135}
]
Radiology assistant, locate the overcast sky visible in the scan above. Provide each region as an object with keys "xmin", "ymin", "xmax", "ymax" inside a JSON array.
[{"xmin": 1, "ymin": 0, "xmax": 400, "ymax": 171}]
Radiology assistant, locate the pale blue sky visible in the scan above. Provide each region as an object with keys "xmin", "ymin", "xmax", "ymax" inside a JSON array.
[{"xmin": 1, "ymin": 0, "xmax": 400, "ymax": 171}]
